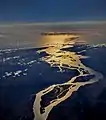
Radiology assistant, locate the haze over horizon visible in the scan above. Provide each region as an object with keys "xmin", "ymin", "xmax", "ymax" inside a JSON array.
[{"xmin": 0, "ymin": 0, "xmax": 106, "ymax": 49}]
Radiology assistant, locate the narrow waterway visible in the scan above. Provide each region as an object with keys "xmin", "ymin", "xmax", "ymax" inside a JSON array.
[{"xmin": 33, "ymin": 34, "xmax": 103, "ymax": 120}]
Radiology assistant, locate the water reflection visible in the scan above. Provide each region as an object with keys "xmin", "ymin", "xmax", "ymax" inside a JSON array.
[{"xmin": 33, "ymin": 33, "xmax": 103, "ymax": 120}]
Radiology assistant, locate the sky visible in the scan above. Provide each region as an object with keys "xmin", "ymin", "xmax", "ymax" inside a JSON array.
[{"xmin": 0, "ymin": 0, "xmax": 106, "ymax": 22}]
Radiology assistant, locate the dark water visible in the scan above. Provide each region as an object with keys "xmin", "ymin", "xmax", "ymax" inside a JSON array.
[
  {"xmin": 1, "ymin": 44, "xmax": 106, "ymax": 120},
  {"xmin": 0, "ymin": 23, "xmax": 106, "ymax": 120}
]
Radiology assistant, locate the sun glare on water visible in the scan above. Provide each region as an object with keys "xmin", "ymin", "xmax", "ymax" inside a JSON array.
[{"xmin": 33, "ymin": 33, "xmax": 103, "ymax": 120}]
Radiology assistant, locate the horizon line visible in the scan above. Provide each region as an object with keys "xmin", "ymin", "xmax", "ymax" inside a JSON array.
[{"xmin": 0, "ymin": 20, "xmax": 106, "ymax": 27}]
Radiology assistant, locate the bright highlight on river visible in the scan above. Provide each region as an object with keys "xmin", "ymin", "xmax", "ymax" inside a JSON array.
[{"xmin": 0, "ymin": 22, "xmax": 106, "ymax": 120}]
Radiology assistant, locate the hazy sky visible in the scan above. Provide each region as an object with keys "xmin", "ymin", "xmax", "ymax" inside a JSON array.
[{"xmin": 0, "ymin": 0, "xmax": 106, "ymax": 22}]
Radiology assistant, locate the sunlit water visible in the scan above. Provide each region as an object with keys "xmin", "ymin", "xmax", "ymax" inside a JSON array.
[{"xmin": 33, "ymin": 34, "xmax": 103, "ymax": 120}]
